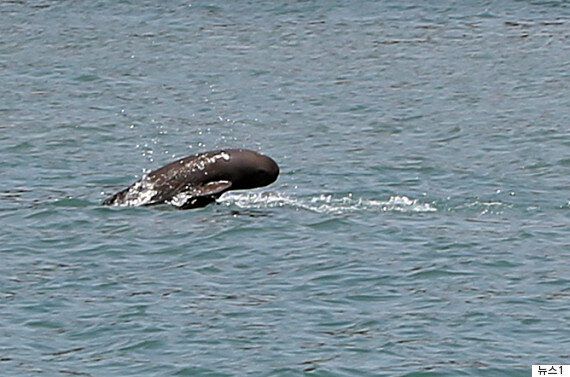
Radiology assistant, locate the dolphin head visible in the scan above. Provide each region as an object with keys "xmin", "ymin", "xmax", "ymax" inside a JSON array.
[{"xmin": 222, "ymin": 149, "xmax": 279, "ymax": 190}]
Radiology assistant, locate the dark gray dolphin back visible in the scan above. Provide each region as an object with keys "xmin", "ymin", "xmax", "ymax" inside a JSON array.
[{"xmin": 102, "ymin": 149, "xmax": 279, "ymax": 209}]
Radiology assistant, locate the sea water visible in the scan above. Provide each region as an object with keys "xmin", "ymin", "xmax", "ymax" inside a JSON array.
[{"xmin": 0, "ymin": 1, "xmax": 569, "ymax": 376}]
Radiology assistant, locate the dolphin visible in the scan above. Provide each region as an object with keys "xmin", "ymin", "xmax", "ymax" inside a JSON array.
[{"xmin": 102, "ymin": 149, "xmax": 279, "ymax": 209}]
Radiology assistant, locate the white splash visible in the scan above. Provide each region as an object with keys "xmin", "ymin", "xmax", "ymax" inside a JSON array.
[
  {"xmin": 110, "ymin": 176, "xmax": 158, "ymax": 207},
  {"xmin": 368, "ymin": 195, "xmax": 437, "ymax": 213},
  {"xmin": 169, "ymin": 191, "xmax": 195, "ymax": 208},
  {"xmin": 218, "ymin": 192, "xmax": 436, "ymax": 214}
]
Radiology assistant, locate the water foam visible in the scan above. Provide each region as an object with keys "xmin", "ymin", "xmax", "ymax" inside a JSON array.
[
  {"xmin": 217, "ymin": 192, "xmax": 436, "ymax": 214},
  {"xmin": 111, "ymin": 177, "xmax": 158, "ymax": 207}
]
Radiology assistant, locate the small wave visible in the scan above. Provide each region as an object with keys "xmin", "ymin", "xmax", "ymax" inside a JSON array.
[
  {"xmin": 454, "ymin": 200, "xmax": 513, "ymax": 215},
  {"xmin": 217, "ymin": 192, "xmax": 436, "ymax": 214}
]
